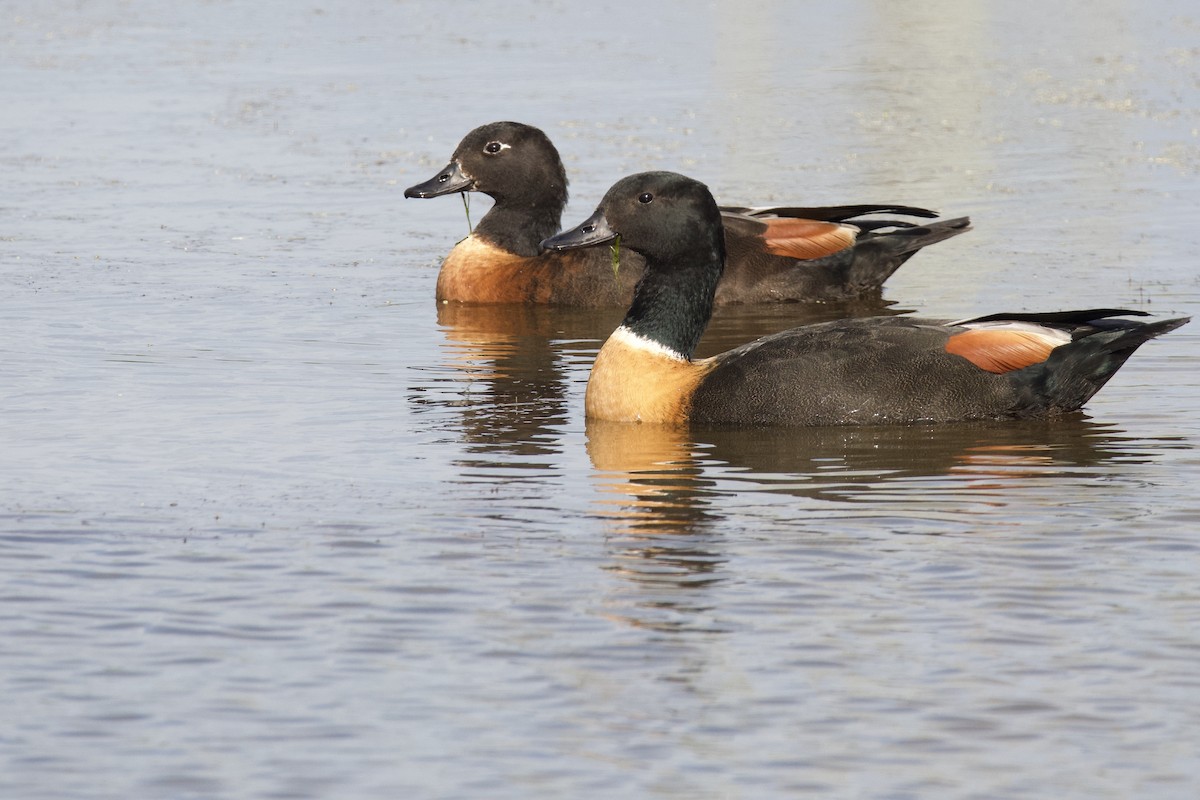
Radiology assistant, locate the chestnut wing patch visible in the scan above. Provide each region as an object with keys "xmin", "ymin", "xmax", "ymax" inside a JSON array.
[
  {"xmin": 760, "ymin": 218, "xmax": 858, "ymax": 260},
  {"xmin": 944, "ymin": 328, "xmax": 1062, "ymax": 374}
]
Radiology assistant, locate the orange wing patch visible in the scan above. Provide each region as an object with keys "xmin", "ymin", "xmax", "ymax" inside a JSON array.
[
  {"xmin": 761, "ymin": 218, "xmax": 857, "ymax": 260},
  {"xmin": 945, "ymin": 329, "xmax": 1061, "ymax": 374}
]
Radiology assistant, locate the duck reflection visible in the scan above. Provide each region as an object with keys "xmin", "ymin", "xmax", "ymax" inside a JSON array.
[
  {"xmin": 427, "ymin": 302, "xmax": 619, "ymax": 458},
  {"xmin": 586, "ymin": 414, "xmax": 1148, "ymax": 631},
  {"xmin": 589, "ymin": 413, "xmax": 1140, "ymax": 515},
  {"xmin": 700, "ymin": 415, "xmax": 1145, "ymax": 502},
  {"xmin": 587, "ymin": 420, "xmax": 716, "ymax": 534},
  {"xmin": 587, "ymin": 420, "xmax": 727, "ymax": 633}
]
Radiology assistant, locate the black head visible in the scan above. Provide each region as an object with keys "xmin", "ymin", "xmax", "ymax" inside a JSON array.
[
  {"xmin": 542, "ymin": 171, "xmax": 725, "ymax": 268},
  {"xmin": 404, "ymin": 121, "xmax": 567, "ymax": 207}
]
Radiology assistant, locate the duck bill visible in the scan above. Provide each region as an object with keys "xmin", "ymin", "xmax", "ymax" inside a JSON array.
[
  {"xmin": 541, "ymin": 209, "xmax": 617, "ymax": 250},
  {"xmin": 404, "ymin": 160, "xmax": 474, "ymax": 198}
]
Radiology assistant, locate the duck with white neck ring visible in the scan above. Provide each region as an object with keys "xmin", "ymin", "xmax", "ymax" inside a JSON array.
[{"xmin": 542, "ymin": 171, "xmax": 1189, "ymax": 427}]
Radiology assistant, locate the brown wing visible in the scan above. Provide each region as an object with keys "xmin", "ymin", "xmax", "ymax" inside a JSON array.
[
  {"xmin": 944, "ymin": 329, "xmax": 1060, "ymax": 374},
  {"xmin": 760, "ymin": 218, "xmax": 858, "ymax": 260}
]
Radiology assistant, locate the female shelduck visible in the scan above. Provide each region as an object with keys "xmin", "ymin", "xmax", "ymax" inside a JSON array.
[{"xmin": 406, "ymin": 121, "xmax": 970, "ymax": 306}]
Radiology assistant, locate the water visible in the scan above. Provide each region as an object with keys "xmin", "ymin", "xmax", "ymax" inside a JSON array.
[{"xmin": 3, "ymin": 1, "xmax": 1199, "ymax": 798}]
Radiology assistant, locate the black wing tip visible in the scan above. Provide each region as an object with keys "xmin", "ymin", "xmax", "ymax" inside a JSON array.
[
  {"xmin": 957, "ymin": 308, "xmax": 1157, "ymax": 326},
  {"xmin": 725, "ymin": 204, "xmax": 942, "ymax": 222},
  {"xmin": 859, "ymin": 215, "xmax": 973, "ymax": 235}
]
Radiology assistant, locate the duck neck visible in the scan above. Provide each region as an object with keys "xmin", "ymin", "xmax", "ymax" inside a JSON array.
[
  {"xmin": 474, "ymin": 200, "xmax": 563, "ymax": 257},
  {"xmin": 619, "ymin": 243, "xmax": 724, "ymax": 361},
  {"xmin": 473, "ymin": 160, "xmax": 569, "ymax": 257}
]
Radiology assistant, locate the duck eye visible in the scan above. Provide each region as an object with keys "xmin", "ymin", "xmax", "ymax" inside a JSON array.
[
  {"xmin": 638, "ymin": 192, "xmax": 654, "ymax": 204},
  {"xmin": 484, "ymin": 141, "xmax": 504, "ymax": 154}
]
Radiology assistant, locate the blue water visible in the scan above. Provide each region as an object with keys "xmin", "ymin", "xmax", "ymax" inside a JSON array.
[{"xmin": 3, "ymin": 2, "xmax": 1199, "ymax": 798}]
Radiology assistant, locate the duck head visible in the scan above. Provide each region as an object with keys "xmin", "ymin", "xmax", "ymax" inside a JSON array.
[
  {"xmin": 542, "ymin": 171, "xmax": 725, "ymax": 270},
  {"xmin": 404, "ymin": 121, "xmax": 567, "ymax": 207},
  {"xmin": 544, "ymin": 171, "xmax": 727, "ymax": 361}
]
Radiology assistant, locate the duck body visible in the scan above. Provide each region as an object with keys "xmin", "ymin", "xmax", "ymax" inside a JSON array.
[
  {"xmin": 543, "ymin": 171, "xmax": 1188, "ymax": 428},
  {"xmin": 688, "ymin": 312, "xmax": 1185, "ymax": 426},
  {"xmin": 407, "ymin": 121, "xmax": 970, "ymax": 306}
]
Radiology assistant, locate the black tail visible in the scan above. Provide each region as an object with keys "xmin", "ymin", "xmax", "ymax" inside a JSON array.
[
  {"xmin": 1021, "ymin": 314, "xmax": 1189, "ymax": 412},
  {"xmin": 956, "ymin": 308, "xmax": 1150, "ymax": 328},
  {"xmin": 848, "ymin": 216, "xmax": 973, "ymax": 286}
]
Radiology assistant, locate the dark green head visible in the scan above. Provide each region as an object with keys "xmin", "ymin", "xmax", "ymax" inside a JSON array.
[{"xmin": 543, "ymin": 170, "xmax": 724, "ymax": 268}]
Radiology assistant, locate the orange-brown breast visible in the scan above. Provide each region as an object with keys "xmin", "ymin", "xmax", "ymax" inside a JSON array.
[
  {"xmin": 760, "ymin": 218, "xmax": 858, "ymax": 260},
  {"xmin": 436, "ymin": 236, "xmax": 547, "ymax": 303},
  {"xmin": 944, "ymin": 328, "xmax": 1062, "ymax": 374},
  {"xmin": 585, "ymin": 329, "xmax": 716, "ymax": 424}
]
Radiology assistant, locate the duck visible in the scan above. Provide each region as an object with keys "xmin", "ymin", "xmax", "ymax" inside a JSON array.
[
  {"xmin": 405, "ymin": 121, "xmax": 970, "ymax": 306},
  {"xmin": 541, "ymin": 171, "xmax": 1188, "ymax": 426}
]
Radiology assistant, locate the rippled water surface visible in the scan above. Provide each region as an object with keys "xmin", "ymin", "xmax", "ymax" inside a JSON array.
[{"xmin": 3, "ymin": 2, "xmax": 1200, "ymax": 798}]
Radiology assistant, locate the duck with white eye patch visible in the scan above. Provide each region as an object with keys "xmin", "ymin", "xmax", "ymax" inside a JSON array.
[
  {"xmin": 541, "ymin": 171, "xmax": 1189, "ymax": 427},
  {"xmin": 405, "ymin": 121, "xmax": 970, "ymax": 306}
]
